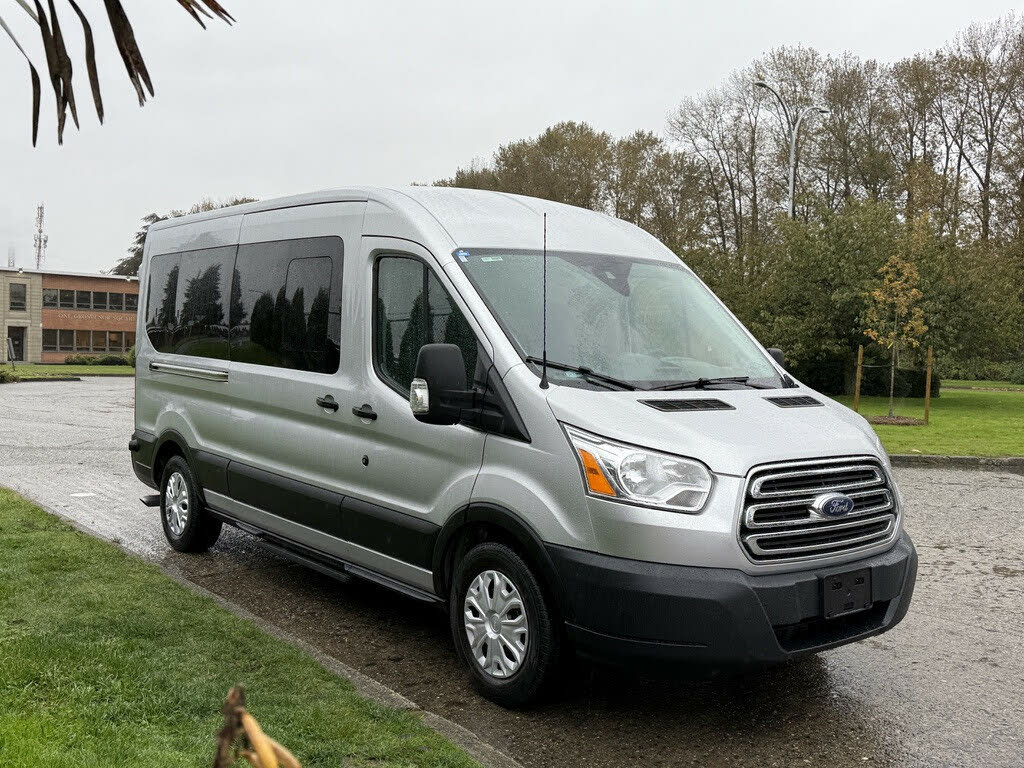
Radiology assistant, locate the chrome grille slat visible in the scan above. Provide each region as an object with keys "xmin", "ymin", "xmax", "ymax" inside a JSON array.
[
  {"xmin": 750, "ymin": 464, "xmax": 883, "ymax": 498},
  {"xmin": 744, "ymin": 516, "xmax": 895, "ymax": 557},
  {"xmin": 745, "ymin": 489, "xmax": 893, "ymax": 529},
  {"xmin": 741, "ymin": 457, "xmax": 899, "ymax": 562}
]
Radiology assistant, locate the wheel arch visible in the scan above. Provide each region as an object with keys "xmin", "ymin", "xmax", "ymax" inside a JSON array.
[
  {"xmin": 151, "ymin": 430, "xmax": 196, "ymax": 488},
  {"xmin": 433, "ymin": 503, "xmax": 566, "ymax": 618}
]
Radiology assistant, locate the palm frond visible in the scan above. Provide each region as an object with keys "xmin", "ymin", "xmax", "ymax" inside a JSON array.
[
  {"xmin": 0, "ymin": 13, "xmax": 42, "ymax": 144},
  {"xmin": 67, "ymin": 0, "xmax": 104, "ymax": 123},
  {"xmin": 102, "ymin": 0, "xmax": 154, "ymax": 107},
  {"xmin": 5, "ymin": 0, "xmax": 233, "ymax": 145},
  {"xmin": 13, "ymin": 0, "xmax": 37, "ymax": 22}
]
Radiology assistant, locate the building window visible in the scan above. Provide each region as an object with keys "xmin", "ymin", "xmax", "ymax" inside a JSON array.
[
  {"xmin": 93, "ymin": 291, "xmax": 108, "ymax": 310},
  {"xmin": 9, "ymin": 283, "xmax": 27, "ymax": 311},
  {"xmin": 108, "ymin": 331, "xmax": 123, "ymax": 352},
  {"xmin": 93, "ymin": 331, "xmax": 107, "ymax": 352},
  {"xmin": 125, "ymin": 332, "xmax": 136, "ymax": 350},
  {"xmin": 76, "ymin": 290, "xmax": 91, "ymax": 309},
  {"xmin": 58, "ymin": 330, "xmax": 74, "ymax": 351},
  {"xmin": 125, "ymin": 293, "xmax": 138, "ymax": 312},
  {"xmin": 43, "ymin": 288, "xmax": 58, "ymax": 308},
  {"xmin": 75, "ymin": 330, "xmax": 92, "ymax": 352},
  {"xmin": 59, "ymin": 290, "xmax": 74, "ymax": 308},
  {"xmin": 43, "ymin": 329, "xmax": 58, "ymax": 351},
  {"xmin": 109, "ymin": 292, "xmax": 124, "ymax": 311}
]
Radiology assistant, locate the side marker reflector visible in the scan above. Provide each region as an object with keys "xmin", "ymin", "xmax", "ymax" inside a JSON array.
[{"xmin": 578, "ymin": 449, "xmax": 616, "ymax": 496}]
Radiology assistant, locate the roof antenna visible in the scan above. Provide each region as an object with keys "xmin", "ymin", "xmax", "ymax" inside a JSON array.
[{"xmin": 539, "ymin": 212, "xmax": 549, "ymax": 390}]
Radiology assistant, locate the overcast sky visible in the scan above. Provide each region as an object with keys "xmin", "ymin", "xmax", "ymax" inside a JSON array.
[{"xmin": 2, "ymin": 0, "xmax": 1020, "ymax": 273}]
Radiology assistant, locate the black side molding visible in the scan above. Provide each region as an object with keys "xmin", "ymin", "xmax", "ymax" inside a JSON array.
[{"xmin": 140, "ymin": 494, "xmax": 160, "ymax": 508}]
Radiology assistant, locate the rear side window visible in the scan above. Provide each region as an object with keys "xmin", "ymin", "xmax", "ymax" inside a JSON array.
[
  {"xmin": 230, "ymin": 238, "xmax": 342, "ymax": 374},
  {"xmin": 145, "ymin": 246, "xmax": 236, "ymax": 359},
  {"xmin": 374, "ymin": 255, "xmax": 477, "ymax": 392}
]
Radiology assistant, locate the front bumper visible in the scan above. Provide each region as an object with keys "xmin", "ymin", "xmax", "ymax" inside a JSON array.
[{"xmin": 548, "ymin": 531, "xmax": 916, "ymax": 672}]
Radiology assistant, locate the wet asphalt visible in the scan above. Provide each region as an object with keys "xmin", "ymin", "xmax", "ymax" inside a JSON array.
[{"xmin": 0, "ymin": 377, "xmax": 1022, "ymax": 767}]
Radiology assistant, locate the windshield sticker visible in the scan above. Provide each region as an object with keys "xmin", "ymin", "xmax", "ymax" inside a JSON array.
[
  {"xmin": 480, "ymin": 256, "xmax": 503, "ymax": 262},
  {"xmin": 454, "ymin": 249, "xmax": 471, "ymax": 262}
]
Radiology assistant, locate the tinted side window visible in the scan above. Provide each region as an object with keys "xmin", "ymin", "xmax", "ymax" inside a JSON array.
[
  {"xmin": 146, "ymin": 253, "xmax": 181, "ymax": 352},
  {"xmin": 230, "ymin": 237, "xmax": 342, "ymax": 374},
  {"xmin": 145, "ymin": 246, "xmax": 235, "ymax": 358},
  {"xmin": 374, "ymin": 256, "xmax": 477, "ymax": 392}
]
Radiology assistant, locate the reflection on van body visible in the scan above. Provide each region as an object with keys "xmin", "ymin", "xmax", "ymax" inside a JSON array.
[{"xmin": 130, "ymin": 187, "xmax": 916, "ymax": 706}]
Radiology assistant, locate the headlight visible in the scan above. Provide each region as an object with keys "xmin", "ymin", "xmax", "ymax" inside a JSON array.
[{"xmin": 563, "ymin": 425, "xmax": 713, "ymax": 513}]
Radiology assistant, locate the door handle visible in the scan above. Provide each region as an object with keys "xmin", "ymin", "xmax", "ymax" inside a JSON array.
[
  {"xmin": 316, "ymin": 395, "xmax": 339, "ymax": 412},
  {"xmin": 352, "ymin": 403, "xmax": 377, "ymax": 421}
]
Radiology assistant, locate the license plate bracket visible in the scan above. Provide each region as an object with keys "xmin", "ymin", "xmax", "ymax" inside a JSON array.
[{"xmin": 822, "ymin": 568, "xmax": 872, "ymax": 619}]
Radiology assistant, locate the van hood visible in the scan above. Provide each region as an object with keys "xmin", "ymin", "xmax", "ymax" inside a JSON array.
[{"xmin": 544, "ymin": 386, "xmax": 883, "ymax": 477}]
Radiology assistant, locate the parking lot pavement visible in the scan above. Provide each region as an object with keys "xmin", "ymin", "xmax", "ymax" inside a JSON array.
[{"xmin": 2, "ymin": 376, "xmax": 1023, "ymax": 767}]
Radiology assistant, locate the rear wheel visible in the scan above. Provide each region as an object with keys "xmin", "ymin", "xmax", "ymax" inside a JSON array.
[
  {"xmin": 160, "ymin": 455, "xmax": 222, "ymax": 553},
  {"xmin": 450, "ymin": 541, "xmax": 561, "ymax": 707}
]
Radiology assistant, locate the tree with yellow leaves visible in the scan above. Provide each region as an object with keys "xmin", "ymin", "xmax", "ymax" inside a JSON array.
[{"xmin": 864, "ymin": 252, "xmax": 928, "ymax": 418}]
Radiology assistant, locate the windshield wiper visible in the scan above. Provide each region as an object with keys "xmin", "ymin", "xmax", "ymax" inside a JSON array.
[
  {"xmin": 525, "ymin": 357, "xmax": 638, "ymax": 391},
  {"xmin": 649, "ymin": 376, "xmax": 770, "ymax": 391}
]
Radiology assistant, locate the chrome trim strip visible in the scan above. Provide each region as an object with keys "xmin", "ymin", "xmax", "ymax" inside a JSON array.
[
  {"xmin": 745, "ymin": 489, "xmax": 893, "ymax": 529},
  {"xmin": 744, "ymin": 515, "xmax": 896, "ymax": 557},
  {"xmin": 149, "ymin": 360, "xmax": 229, "ymax": 382},
  {"xmin": 749, "ymin": 463, "xmax": 882, "ymax": 498}
]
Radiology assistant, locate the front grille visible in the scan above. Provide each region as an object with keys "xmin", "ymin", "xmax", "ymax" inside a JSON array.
[{"xmin": 741, "ymin": 458, "xmax": 898, "ymax": 562}]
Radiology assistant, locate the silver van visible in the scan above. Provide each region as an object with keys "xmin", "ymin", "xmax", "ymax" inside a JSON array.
[{"xmin": 130, "ymin": 187, "xmax": 916, "ymax": 706}]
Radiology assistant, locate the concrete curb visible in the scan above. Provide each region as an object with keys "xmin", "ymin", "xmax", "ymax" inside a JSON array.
[
  {"xmin": 31, "ymin": 504, "xmax": 524, "ymax": 768},
  {"xmin": 891, "ymin": 454, "xmax": 1024, "ymax": 472}
]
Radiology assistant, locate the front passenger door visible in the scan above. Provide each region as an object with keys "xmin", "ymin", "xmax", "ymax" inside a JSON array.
[{"xmin": 343, "ymin": 245, "xmax": 487, "ymax": 552}]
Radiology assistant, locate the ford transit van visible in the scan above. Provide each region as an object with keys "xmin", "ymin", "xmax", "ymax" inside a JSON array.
[{"xmin": 130, "ymin": 187, "xmax": 917, "ymax": 706}]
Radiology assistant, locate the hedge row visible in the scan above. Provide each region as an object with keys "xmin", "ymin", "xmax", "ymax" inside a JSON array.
[{"xmin": 62, "ymin": 353, "xmax": 133, "ymax": 366}]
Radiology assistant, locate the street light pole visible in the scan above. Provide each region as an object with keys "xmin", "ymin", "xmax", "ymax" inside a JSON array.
[{"xmin": 754, "ymin": 80, "xmax": 829, "ymax": 219}]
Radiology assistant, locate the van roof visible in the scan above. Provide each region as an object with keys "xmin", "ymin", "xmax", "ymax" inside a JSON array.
[{"xmin": 148, "ymin": 186, "xmax": 678, "ymax": 262}]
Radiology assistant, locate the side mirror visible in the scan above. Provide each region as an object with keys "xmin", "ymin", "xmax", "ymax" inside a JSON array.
[
  {"xmin": 410, "ymin": 343, "xmax": 467, "ymax": 425},
  {"xmin": 767, "ymin": 348, "xmax": 786, "ymax": 369}
]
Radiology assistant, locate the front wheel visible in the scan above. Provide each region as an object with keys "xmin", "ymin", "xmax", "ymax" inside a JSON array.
[
  {"xmin": 160, "ymin": 455, "xmax": 222, "ymax": 553},
  {"xmin": 450, "ymin": 542, "xmax": 561, "ymax": 707}
]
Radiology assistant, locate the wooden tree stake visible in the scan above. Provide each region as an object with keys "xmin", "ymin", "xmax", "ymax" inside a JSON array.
[
  {"xmin": 854, "ymin": 345, "xmax": 864, "ymax": 413},
  {"xmin": 924, "ymin": 346, "xmax": 933, "ymax": 425}
]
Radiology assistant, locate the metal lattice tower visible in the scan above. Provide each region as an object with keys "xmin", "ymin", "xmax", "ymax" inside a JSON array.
[
  {"xmin": 6, "ymin": 246, "xmax": 13, "ymax": 268},
  {"xmin": 33, "ymin": 203, "xmax": 48, "ymax": 270}
]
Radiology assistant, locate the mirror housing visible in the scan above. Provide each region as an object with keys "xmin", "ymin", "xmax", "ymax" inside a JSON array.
[
  {"xmin": 767, "ymin": 347, "xmax": 786, "ymax": 369},
  {"xmin": 410, "ymin": 343, "xmax": 468, "ymax": 425}
]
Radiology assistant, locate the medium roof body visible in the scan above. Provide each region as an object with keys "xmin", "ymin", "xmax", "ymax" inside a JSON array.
[{"xmin": 147, "ymin": 186, "xmax": 680, "ymax": 263}]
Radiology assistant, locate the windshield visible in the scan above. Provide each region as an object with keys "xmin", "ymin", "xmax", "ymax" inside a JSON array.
[{"xmin": 455, "ymin": 249, "xmax": 783, "ymax": 390}]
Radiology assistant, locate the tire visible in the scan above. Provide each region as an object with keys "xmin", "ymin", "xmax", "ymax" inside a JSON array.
[
  {"xmin": 159, "ymin": 455, "xmax": 222, "ymax": 553},
  {"xmin": 450, "ymin": 541, "xmax": 561, "ymax": 707}
]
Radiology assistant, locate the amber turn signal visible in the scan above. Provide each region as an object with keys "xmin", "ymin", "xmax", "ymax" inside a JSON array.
[{"xmin": 577, "ymin": 449, "xmax": 616, "ymax": 496}]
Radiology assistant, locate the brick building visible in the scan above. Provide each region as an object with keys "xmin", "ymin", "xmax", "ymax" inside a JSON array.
[{"xmin": 1, "ymin": 267, "xmax": 139, "ymax": 364}]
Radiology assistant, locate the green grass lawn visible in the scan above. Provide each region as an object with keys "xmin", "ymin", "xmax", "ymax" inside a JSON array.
[
  {"xmin": 943, "ymin": 378, "xmax": 1024, "ymax": 391},
  {"xmin": 833, "ymin": 388, "xmax": 1024, "ymax": 457},
  {"xmin": 0, "ymin": 489, "xmax": 477, "ymax": 768},
  {"xmin": 2, "ymin": 364, "xmax": 134, "ymax": 379}
]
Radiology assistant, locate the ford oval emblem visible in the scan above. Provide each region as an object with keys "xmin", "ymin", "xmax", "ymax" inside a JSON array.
[{"xmin": 811, "ymin": 492, "xmax": 855, "ymax": 518}]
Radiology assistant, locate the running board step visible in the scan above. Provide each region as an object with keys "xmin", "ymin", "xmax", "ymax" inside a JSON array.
[
  {"xmin": 140, "ymin": 494, "xmax": 161, "ymax": 508},
  {"xmin": 254, "ymin": 534, "xmax": 441, "ymax": 604}
]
